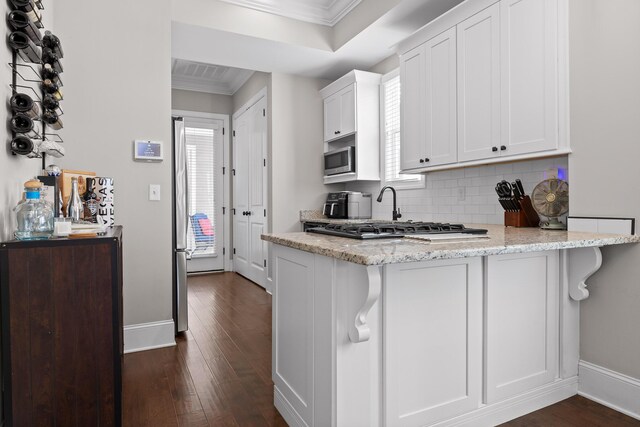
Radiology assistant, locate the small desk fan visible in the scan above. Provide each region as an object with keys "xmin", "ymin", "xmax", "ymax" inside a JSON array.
[{"xmin": 531, "ymin": 179, "xmax": 569, "ymax": 230}]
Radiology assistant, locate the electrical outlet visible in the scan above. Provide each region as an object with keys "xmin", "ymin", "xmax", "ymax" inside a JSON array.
[
  {"xmin": 149, "ymin": 184, "xmax": 161, "ymax": 201},
  {"xmin": 457, "ymin": 187, "xmax": 466, "ymax": 202}
]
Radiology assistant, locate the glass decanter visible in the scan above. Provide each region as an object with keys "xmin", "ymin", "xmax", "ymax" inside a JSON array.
[{"xmin": 14, "ymin": 179, "xmax": 54, "ymax": 240}]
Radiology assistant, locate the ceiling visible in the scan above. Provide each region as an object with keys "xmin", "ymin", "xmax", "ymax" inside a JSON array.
[
  {"xmin": 171, "ymin": 59, "xmax": 255, "ymax": 95},
  {"xmin": 172, "ymin": 0, "xmax": 464, "ymax": 81},
  {"xmin": 219, "ymin": 0, "xmax": 362, "ymax": 26}
]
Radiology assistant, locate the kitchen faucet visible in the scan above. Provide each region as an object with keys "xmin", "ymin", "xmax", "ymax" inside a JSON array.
[{"xmin": 377, "ymin": 186, "xmax": 402, "ymax": 221}]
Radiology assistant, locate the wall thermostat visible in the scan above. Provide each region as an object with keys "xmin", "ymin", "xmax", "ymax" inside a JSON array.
[{"xmin": 134, "ymin": 140, "xmax": 163, "ymax": 162}]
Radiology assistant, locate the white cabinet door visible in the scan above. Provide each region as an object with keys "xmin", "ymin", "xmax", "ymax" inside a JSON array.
[
  {"xmin": 339, "ymin": 84, "xmax": 356, "ymax": 137},
  {"xmin": 272, "ymin": 246, "xmax": 314, "ymax": 426},
  {"xmin": 501, "ymin": 0, "xmax": 558, "ymax": 156},
  {"xmin": 457, "ymin": 3, "xmax": 501, "ymax": 162},
  {"xmin": 323, "ymin": 84, "xmax": 356, "ymax": 142},
  {"xmin": 425, "ymin": 27, "xmax": 458, "ymax": 167},
  {"xmin": 324, "ymin": 93, "xmax": 341, "ymax": 142},
  {"xmin": 485, "ymin": 251, "xmax": 559, "ymax": 403},
  {"xmin": 400, "ymin": 44, "xmax": 426, "ymax": 171},
  {"xmin": 384, "ymin": 257, "xmax": 482, "ymax": 426}
]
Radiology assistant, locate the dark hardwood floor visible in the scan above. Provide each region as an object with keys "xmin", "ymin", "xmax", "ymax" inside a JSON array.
[
  {"xmin": 123, "ymin": 272, "xmax": 286, "ymax": 426},
  {"xmin": 122, "ymin": 272, "xmax": 639, "ymax": 427}
]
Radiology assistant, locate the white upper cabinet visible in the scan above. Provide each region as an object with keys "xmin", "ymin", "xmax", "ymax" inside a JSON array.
[
  {"xmin": 320, "ymin": 70, "xmax": 381, "ymax": 184},
  {"xmin": 501, "ymin": 0, "xmax": 559, "ymax": 156},
  {"xmin": 324, "ymin": 84, "xmax": 356, "ymax": 142},
  {"xmin": 397, "ymin": 0, "xmax": 568, "ymax": 173},
  {"xmin": 401, "ymin": 27, "xmax": 458, "ymax": 171},
  {"xmin": 400, "ymin": 44, "xmax": 426, "ymax": 171},
  {"xmin": 457, "ymin": 3, "xmax": 501, "ymax": 162}
]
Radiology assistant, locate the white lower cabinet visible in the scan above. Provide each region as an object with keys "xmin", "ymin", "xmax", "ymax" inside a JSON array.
[
  {"xmin": 272, "ymin": 246, "xmax": 569, "ymax": 427},
  {"xmin": 384, "ymin": 257, "xmax": 483, "ymax": 426},
  {"xmin": 485, "ymin": 250, "xmax": 559, "ymax": 403}
]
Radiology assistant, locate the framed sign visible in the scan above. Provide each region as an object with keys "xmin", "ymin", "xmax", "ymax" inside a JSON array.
[{"xmin": 133, "ymin": 140, "xmax": 163, "ymax": 162}]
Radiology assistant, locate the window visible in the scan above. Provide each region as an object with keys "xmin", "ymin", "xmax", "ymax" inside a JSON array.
[
  {"xmin": 381, "ymin": 70, "xmax": 425, "ymax": 189},
  {"xmin": 185, "ymin": 121, "xmax": 217, "ymax": 256}
]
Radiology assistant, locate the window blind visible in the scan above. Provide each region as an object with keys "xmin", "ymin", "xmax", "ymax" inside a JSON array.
[
  {"xmin": 382, "ymin": 75, "xmax": 421, "ymax": 184},
  {"xmin": 185, "ymin": 125, "xmax": 217, "ymax": 256}
]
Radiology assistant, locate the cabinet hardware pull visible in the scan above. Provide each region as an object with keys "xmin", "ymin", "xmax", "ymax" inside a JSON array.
[
  {"xmin": 419, "ymin": 159, "xmax": 424, "ymax": 163},
  {"xmin": 334, "ymin": 130, "xmax": 341, "ymax": 135},
  {"xmin": 492, "ymin": 146, "xmax": 498, "ymax": 152},
  {"xmin": 424, "ymin": 158, "xmax": 430, "ymax": 162},
  {"xmin": 500, "ymin": 145, "xmax": 507, "ymax": 151}
]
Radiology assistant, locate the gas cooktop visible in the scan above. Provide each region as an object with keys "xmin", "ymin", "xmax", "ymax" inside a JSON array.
[{"xmin": 307, "ymin": 222, "xmax": 488, "ymax": 240}]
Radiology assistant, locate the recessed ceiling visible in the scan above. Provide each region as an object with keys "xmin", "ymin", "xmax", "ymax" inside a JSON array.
[
  {"xmin": 171, "ymin": 59, "xmax": 255, "ymax": 95},
  {"xmin": 219, "ymin": 0, "xmax": 362, "ymax": 26}
]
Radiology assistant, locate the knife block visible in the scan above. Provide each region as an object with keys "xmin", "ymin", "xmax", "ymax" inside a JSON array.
[{"xmin": 504, "ymin": 196, "xmax": 540, "ymax": 227}]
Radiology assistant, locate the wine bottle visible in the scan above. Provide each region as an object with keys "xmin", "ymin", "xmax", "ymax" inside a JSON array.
[
  {"xmin": 42, "ymin": 31, "xmax": 63, "ymax": 58},
  {"xmin": 7, "ymin": 10, "xmax": 41, "ymax": 45},
  {"xmin": 8, "ymin": 31, "xmax": 41, "ymax": 63},
  {"xmin": 83, "ymin": 178, "xmax": 98, "ymax": 222},
  {"xmin": 42, "ymin": 110, "xmax": 63, "ymax": 130},
  {"xmin": 42, "ymin": 63, "xmax": 61, "ymax": 86},
  {"xmin": 10, "ymin": 113, "xmax": 34, "ymax": 133},
  {"xmin": 10, "ymin": 93, "xmax": 40, "ymax": 118},
  {"xmin": 42, "ymin": 79, "xmax": 63, "ymax": 100},
  {"xmin": 10, "ymin": 135, "xmax": 34, "ymax": 155},
  {"xmin": 9, "ymin": 0, "xmax": 42, "ymax": 26},
  {"xmin": 43, "ymin": 93, "xmax": 59, "ymax": 110},
  {"xmin": 41, "ymin": 47, "xmax": 63, "ymax": 73}
]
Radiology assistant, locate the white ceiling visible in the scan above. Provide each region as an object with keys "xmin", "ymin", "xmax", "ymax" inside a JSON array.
[
  {"xmin": 171, "ymin": 59, "xmax": 255, "ymax": 95},
  {"xmin": 219, "ymin": 0, "xmax": 362, "ymax": 26},
  {"xmin": 173, "ymin": 0, "xmax": 464, "ymax": 81}
]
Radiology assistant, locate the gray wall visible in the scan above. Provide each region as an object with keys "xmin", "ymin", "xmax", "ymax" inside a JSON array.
[
  {"xmin": 233, "ymin": 71, "xmax": 271, "ymax": 113},
  {"xmin": 568, "ymin": 0, "xmax": 640, "ymax": 379},
  {"xmin": 270, "ymin": 73, "xmax": 333, "ymax": 233},
  {"xmin": 368, "ymin": 54, "xmax": 400, "ymax": 75},
  {"xmin": 53, "ymin": 0, "xmax": 173, "ymax": 327},
  {"xmin": 172, "ymin": 88, "xmax": 233, "ymax": 115}
]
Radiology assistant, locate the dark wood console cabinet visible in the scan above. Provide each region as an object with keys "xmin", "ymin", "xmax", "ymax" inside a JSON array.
[{"xmin": 0, "ymin": 226, "xmax": 123, "ymax": 426}]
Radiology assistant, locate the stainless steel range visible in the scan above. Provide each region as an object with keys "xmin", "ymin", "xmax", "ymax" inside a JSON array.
[{"xmin": 307, "ymin": 222, "xmax": 488, "ymax": 240}]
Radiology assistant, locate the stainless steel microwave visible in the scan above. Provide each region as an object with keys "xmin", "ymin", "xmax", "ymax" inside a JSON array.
[{"xmin": 324, "ymin": 146, "xmax": 355, "ymax": 176}]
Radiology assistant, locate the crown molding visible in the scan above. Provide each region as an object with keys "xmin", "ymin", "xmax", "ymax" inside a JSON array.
[{"xmin": 219, "ymin": 0, "xmax": 362, "ymax": 26}]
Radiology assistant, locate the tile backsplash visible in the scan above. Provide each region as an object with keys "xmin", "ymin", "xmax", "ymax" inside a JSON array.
[{"xmin": 345, "ymin": 156, "xmax": 569, "ymax": 224}]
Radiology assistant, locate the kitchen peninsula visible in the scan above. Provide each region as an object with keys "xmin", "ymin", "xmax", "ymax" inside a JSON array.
[{"xmin": 262, "ymin": 225, "xmax": 639, "ymax": 426}]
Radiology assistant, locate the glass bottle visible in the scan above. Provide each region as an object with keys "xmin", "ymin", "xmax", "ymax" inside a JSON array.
[
  {"xmin": 82, "ymin": 177, "xmax": 95, "ymax": 222},
  {"xmin": 66, "ymin": 177, "xmax": 82, "ymax": 222},
  {"xmin": 14, "ymin": 179, "xmax": 54, "ymax": 240}
]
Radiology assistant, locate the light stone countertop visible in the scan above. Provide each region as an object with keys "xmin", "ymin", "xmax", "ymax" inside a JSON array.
[{"xmin": 262, "ymin": 224, "xmax": 640, "ymax": 266}]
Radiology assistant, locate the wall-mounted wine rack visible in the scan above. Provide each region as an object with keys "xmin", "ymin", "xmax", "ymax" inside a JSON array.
[{"xmin": 7, "ymin": 0, "xmax": 64, "ymax": 170}]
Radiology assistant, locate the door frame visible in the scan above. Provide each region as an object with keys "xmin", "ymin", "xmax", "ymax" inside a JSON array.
[
  {"xmin": 232, "ymin": 87, "xmax": 269, "ymax": 290},
  {"xmin": 172, "ymin": 109, "xmax": 232, "ymax": 272}
]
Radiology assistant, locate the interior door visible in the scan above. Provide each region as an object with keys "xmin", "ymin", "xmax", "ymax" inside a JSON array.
[
  {"xmin": 233, "ymin": 94, "xmax": 267, "ymax": 288},
  {"xmin": 233, "ymin": 111, "xmax": 251, "ymax": 278},
  {"xmin": 247, "ymin": 96, "xmax": 268, "ymax": 286},
  {"xmin": 184, "ymin": 116, "xmax": 225, "ymax": 272}
]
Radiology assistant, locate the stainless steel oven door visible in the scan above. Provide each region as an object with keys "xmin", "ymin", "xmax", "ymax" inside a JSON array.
[{"xmin": 324, "ymin": 146, "xmax": 355, "ymax": 176}]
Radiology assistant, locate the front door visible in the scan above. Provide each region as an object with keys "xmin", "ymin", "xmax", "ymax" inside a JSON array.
[{"xmin": 184, "ymin": 116, "xmax": 225, "ymax": 272}]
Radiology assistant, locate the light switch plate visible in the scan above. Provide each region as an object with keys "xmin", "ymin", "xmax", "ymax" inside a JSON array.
[{"xmin": 149, "ymin": 184, "xmax": 161, "ymax": 201}]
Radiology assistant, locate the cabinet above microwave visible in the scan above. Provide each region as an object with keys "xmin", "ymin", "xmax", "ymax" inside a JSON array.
[{"xmin": 320, "ymin": 70, "xmax": 381, "ymax": 184}]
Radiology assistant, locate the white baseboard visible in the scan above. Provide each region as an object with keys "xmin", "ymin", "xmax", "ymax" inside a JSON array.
[
  {"xmin": 274, "ymin": 386, "xmax": 308, "ymax": 427},
  {"xmin": 123, "ymin": 320, "xmax": 176, "ymax": 354},
  {"xmin": 435, "ymin": 377, "xmax": 578, "ymax": 426},
  {"xmin": 578, "ymin": 360, "xmax": 640, "ymax": 420}
]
